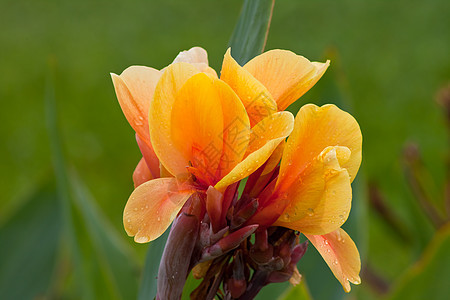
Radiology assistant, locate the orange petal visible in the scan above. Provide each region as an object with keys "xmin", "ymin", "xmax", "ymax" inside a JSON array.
[
  {"xmin": 111, "ymin": 66, "xmax": 161, "ymax": 142},
  {"xmin": 136, "ymin": 133, "xmax": 160, "ymax": 179},
  {"xmin": 149, "ymin": 62, "xmax": 200, "ymax": 177},
  {"xmin": 273, "ymin": 146, "xmax": 352, "ymax": 235},
  {"xmin": 215, "ymin": 111, "xmax": 294, "ymax": 192},
  {"xmin": 123, "ymin": 178, "xmax": 195, "ymax": 243},
  {"xmin": 171, "ymin": 73, "xmax": 225, "ymax": 185},
  {"xmin": 220, "ymin": 48, "xmax": 277, "ymax": 126},
  {"xmin": 133, "ymin": 157, "xmax": 153, "ymax": 188},
  {"xmin": 246, "ymin": 141, "xmax": 285, "ymax": 198},
  {"xmin": 305, "ymin": 228, "xmax": 361, "ymax": 292},
  {"xmin": 215, "ymin": 79, "xmax": 251, "ymax": 178},
  {"xmin": 277, "ymin": 104, "xmax": 362, "ymax": 190},
  {"xmin": 244, "ymin": 50, "xmax": 329, "ymax": 110},
  {"xmin": 261, "ymin": 140, "xmax": 285, "ymax": 176}
]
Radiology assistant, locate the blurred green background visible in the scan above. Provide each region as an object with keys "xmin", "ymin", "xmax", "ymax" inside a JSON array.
[{"xmin": 1, "ymin": 0, "xmax": 449, "ymax": 299}]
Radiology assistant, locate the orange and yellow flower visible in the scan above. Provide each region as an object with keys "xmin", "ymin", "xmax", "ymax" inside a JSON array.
[{"xmin": 111, "ymin": 47, "xmax": 361, "ymax": 292}]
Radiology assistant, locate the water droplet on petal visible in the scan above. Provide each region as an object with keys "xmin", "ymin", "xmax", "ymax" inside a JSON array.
[{"xmin": 307, "ymin": 208, "xmax": 315, "ymax": 216}]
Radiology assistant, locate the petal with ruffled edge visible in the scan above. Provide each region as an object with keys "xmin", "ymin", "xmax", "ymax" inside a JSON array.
[
  {"xmin": 277, "ymin": 104, "xmax": 362, "ymax": 194},
  {"xmin": 244, "ymin": 50, "xmax": 329, "ymax": 111},
  {"xmin": 111, "ymin": 66, "xmax": 161, "ymax": 142},
  {"xmin": 305, "ymin": 228, "xmax": 361, "ymax": 292},
  {"xmin": 215, "ymin": 111, "xmax": 294, "ymax": 192},
  {"xmin": 149, "ymin": 63, "xmax": 200, "ymax": 178},
  {"xmin": 220, "ymin": 48, "xmax": 277, "ymax": 127},
  {"xmin": 123, "ymin": 178, "xmax": 195, "ymax": 243},
  {"xmin": 274, "ymin": 146, "xmax": 352, "ymax": 235}
]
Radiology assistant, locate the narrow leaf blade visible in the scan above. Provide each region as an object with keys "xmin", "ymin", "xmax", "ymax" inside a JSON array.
[{"xmin": 228, "ymin": 0, "xmax": 275, "ymax": 65}]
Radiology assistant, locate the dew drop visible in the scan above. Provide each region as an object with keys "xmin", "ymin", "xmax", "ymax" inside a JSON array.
[
  {"xmin": 307, "ymin": 208, "xmax": 315, "ymax": 216},
  {"xmin": 157, "ymin": 216, "xmax": 161, "ymax": 221},
  {"xmin": 134, "ymin": 207, "xmax": 138, "ymax": 211},
  {"xmin": 145, "ymin": 205, "xmax": 149, "ymax": 209},
  {"xmin": 127, "ymin": 218, "xmax": 131, "ymax": 223}
]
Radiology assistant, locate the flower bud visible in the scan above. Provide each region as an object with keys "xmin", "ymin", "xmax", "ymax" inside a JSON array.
[
  {"xmin": 157, "ymin": 212, "xmax": 199, "ymax": 300},
  {"xmin": 200, "ymin": 225, "xmax": 258, "ymax": 261}
]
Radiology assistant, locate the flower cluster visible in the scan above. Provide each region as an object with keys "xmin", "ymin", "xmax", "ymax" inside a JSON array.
[{"xmin": 112, "ymin": 47, "xmax": 362, "ymax": 299}]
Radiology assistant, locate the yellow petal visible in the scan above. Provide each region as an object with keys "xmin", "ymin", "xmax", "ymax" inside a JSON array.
[
  {"xmin": 274, "ymin": 146, "xmax": 352, "ymax": 235},
  {"xmin": 111, "ymin": 66, "xmax": 161, "ymax": 142},
  {"xmin": 171, "ymin": 73, "xmax": 225, "ymax": 185},
  {"xmin": 123, "ymin": 178, "xmax": 195, "ymax": 243},
  {"xmin": 133, "ymin": 157, "xmax": 153, "ymax": 188},
  {"xmin": 149, "ymin": 62, "xmax": 200, "ymax": 177},
  {"xmin": 278, "ymin": 104, "xmax": 362, "ymax": 189},
  {"xmin": 220, "ymin": 48, "xmax": 277, "ymax": 126},
  {"xmin": 305, "ymin": 228, "xmax": 361, "ymax": 292},
  {"xmin": 215, "ymin": 111, "xmax": 294, "ymax": 192},
  {"xmin": 244, "ymin": 50, "xmax": 329, "ymax": 110}
]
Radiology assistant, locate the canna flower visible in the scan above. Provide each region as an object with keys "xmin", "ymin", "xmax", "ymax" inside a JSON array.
[
  {"xmin": 111, "ymin": 46, "xmax": 361, "ymax": 298},
  {"xmin": 112, "ymin": 47, "xmax": 295, "ymax": 243}
]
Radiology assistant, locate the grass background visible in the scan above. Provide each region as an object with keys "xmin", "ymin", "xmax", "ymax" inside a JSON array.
[{"xmin": 1, "ymin": 0, "xmax": 449, "ymax": 299}]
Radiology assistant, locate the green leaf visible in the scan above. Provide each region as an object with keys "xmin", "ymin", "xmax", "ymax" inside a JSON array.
[
  {"xmin": 138, "ymin": 230, "xmax": 169, "ymax": 300},
  {"xmin": 386, "ymin": 223, "xmax": 450, "ymax": 300},
  {"xmin": 228, "ymin": 0, "xmax": 275, "ymax": 65},
  {"xmin": 0, "ymin": 184, "xmax": 61, "ymax": 300},
  {"xmin": 45, "ymin": 67, "xmax": 94, "ymax": 299},
  {"xmin": 255, "ymin": 282, "xmax": 291, "ymax": 300},
  {"xmin": 45, "ymin": 68, "xmax": 139, "ymax": 299},
  {"xmin": 277, "ymin": 281, "xmax": 313, "ymax": 300},
  {"xmin": 70, "ymin": 172, "xmax": 139, "ymax": 299}
]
